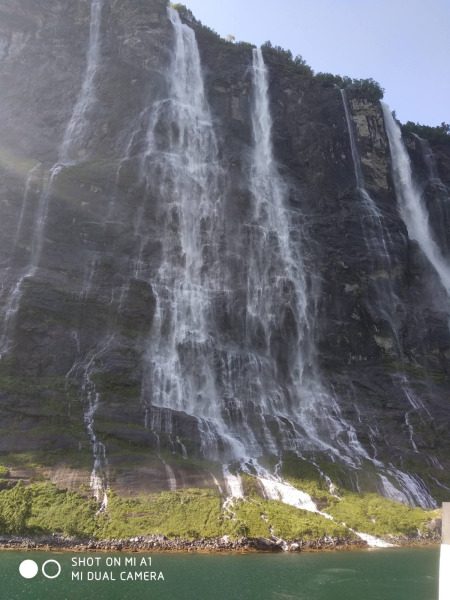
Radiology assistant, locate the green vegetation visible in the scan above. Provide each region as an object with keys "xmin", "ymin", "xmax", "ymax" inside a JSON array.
[
  {"xmin": 1, "ymin": 448, "xmax": 93, "ymax": 471},
  {"xmin": 0, "ymin": 466, "xmax": 10, "ymax": 478},
  {"xmin": 0, "ymin": 476, "xmax": 437, "ymax": 542},
  {"xmin": 0, "ymin": 482, "xmax": 32, "ymax": 534},
  {"xmin": 230, "ymin": 497, "xmax": 349, "ymax": 540},
  {"xmin": 27, "ymin": 483, "xmax": 97, "ymax": 537},
  {"xmin": 172, "ymin": 2, "xmax": 389, "ymax": 103},
  {"xmin": 315, "ymin": 72, "xmax": 384, "ymax": 101},
  {"xmin": 278, "ymin": 452, "xmax": 365, "ymax": 501},
  {"xmin": 402, "ymin": 121, "xmax": 450, "ymax": 145},
  {"xmin": 0, "ymin": 374, "xmax": 71, "ymax": 398},
  {"xmin": 170, "ymin": 3, "xmax": 223, "ymax": 42},
  {"xmin": 261, "ymin": 41, "xmax": 313, "ymax": 78},
  {"xmin": 0, "ymin": 448, "xmax": 438, "ymax": 543},
  {"xmin": 326, "ymin": 492, "xmax": 435, "ymax": 537},
  {"xmin": 98, "ymin": 488, "xmax": 222, "ymax": 540},
  {"xmin": 0, "ymin": 482, "xmax": 96, "ymax": 537},
  {"xmin": 170, "ymin": 3, "xmax": 192, "ymax": 18},
  {"xmin": 98, "ymin": 488, "xmax": 350, "ymax": 541},
  {"xmin": 241, "ymin": 473, "xmax": 264, "ymax": 498}
]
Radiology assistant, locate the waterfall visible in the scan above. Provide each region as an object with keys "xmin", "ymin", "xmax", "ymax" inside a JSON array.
[
  {"xmin": 140, "ymin": 6, "xmax": 246, "ymax": 460},
  {"xmin": 0, "ymin": 0, "xmax": 108, "ymax": 504},
  {"xmin": 416, "ymin": 134, "xmax": 446, "ymax": 187},
  {"xmin": 340, "ymin": 88, "xmax": 365, "ymax": 190},
  {"xmin": 252, "ymin": 462, "xmax": 318, "ymax": 513},
  {"xmin": 341, "ymin": 91, "xmax": 425, "ymax": 453},
  {"xmin": 247, "ymin": 50, "xmax": 368, "ymax": 465},
  {"xmin": 222, "ymin": 466, "xmax": 244, "ymax": 500},
  {"xmin": 0, "ymin": 163, "xmax": 62, "ymax": 358},
  {"xmin": 414, "ymin": 134, "xmax": 450, "ymax": 257},
  {"xmin": 12, "ymin": 163, "xmax": 43, "ymax": 251},
  {"xmin": 60, "ymin": 0, "xmax": 104, "ymax": 163},
  {"xmin": 382, "ymin": 103, "xmax": 450, "ymax": 298},
  {"xmin": 65, "ymin": 335, "xmax": 113, "ymax": 510},
  {"xmin": 139, "ymin": 16, "xmax": 369, "ymax": 472},
  {"xmin": 0, "ymin": 0, "xmax": 104, "ymax": 341},
  {"xmin": 138, "ymin": 17, "xmax": 434, "ymax": 506},
  {"xmin": 60, "ymin": 0, "xmax": 108, "ymax": 505},
  {"xmin": 340, "ymin": 89, "xmax": 401, "ymax": 350}
]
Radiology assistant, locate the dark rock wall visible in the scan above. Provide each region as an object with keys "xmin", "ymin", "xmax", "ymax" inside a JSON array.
[{"xmin": 0, "ymin": 0, "xmax": 449, "ymax": 500}]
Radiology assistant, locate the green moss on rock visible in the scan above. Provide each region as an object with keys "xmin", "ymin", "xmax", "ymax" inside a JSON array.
[
  {"xmin": 326, "ymin": 492, "xmax": 436, "ymax": 537},
  {"xmin": 96, "ymin": 488, "xmax": 223, "ymax": 540}
]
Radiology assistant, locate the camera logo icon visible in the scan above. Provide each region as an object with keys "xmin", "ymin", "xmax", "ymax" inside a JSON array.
[{"xmin": 19, "ymin": 559, "xmax": 62, "ymax": 579}]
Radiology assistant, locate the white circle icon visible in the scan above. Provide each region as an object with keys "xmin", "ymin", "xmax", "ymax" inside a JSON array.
[
  {"xmin": 19, "ymin": 559, "xmax": 39, "ymax": 579},
  {"xmin": 42, "ymin": 559, "xmax": 62, "ymax": 579}
]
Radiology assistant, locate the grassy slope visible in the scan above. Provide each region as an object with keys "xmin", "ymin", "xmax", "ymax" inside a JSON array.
[{"xmin": 0, "ymin": 468, "xmax": 438, "ymax": 542}]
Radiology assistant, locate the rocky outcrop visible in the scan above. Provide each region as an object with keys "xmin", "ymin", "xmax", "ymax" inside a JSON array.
[
  {"xmin": 0, "ymin": 0, "xmax": 449, "ymax": 506},
  {"xmin": 0, "ymin": 530, "xmax": 440, "ymax": 553},
  {"xmin": 0, "ymin": 533, "xmax": 370, "ymax": 553}
]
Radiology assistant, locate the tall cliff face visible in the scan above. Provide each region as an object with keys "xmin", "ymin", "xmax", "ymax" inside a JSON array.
[{"xmin": 0, "ymin": 0, "xmax": 449, "ymax": 507}]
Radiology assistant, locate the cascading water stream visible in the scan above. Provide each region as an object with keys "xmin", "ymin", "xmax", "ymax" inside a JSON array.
[
  {"xmin": 382, "ymin": 103, "xmax": 450, "ymax": 299},
  {"xmin": 223, "ymin": 54, "xmax": 435, "ymax": 509},
  {"xmin": 241, "ymin": 461, "xmax": 395, "ymax": 548},
  {"xmin": 0, "ymin": 0, "xmax": 104, "ymax": 350},
  {"xmin": 140, "ymin": 13, "xmax": 367, "ymax": 475},
  {"xmin": 136, "ymin": 12, "xmax": 435, "ymax": 509},
  {"xmin": 340, "ymin": 88, "xmax": 401, "ymax": 350},
  {"xmin": 12, "ymin": 163, "xmax": 43, "ymax": 250},
  {"xmin": 0, "ymin": 164, "xmax": 59, "ymax": 357},
  {"xmin": 0, "ymin": 0, "xmax": 108, "ymax": 504},
  {"xmin": 247, "ymin": 50, "xmax": 369, "ymax": 467},
  {"xmin": 61, "ymin": 0, "xmax": 107, "ymax": 505},
  {"xmin": 415, "ymin": 134, "xmax": 447, "ymax": 189},
  {"xmin": 140, "ymin": 7, "xmax": 247, "ymax": 460},
  {"xmin": 65, "ymin": 334, "xmax": 113, "ymax": 510},
  {"xmin": 413, "ymin": 133, "xmax": 450, "ymax": 258},
  {"xmin": 60, "ymin": 0, "xmax": 103, "ymax": 163},
  {"xmin": 342, "ymin": 91, "xmax": 424, "ymax": 454}
]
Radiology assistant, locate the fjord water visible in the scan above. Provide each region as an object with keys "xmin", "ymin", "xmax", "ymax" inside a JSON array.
[{"xmin": 0, "ymin": 549, "xmax": 438, "ymax": 600}]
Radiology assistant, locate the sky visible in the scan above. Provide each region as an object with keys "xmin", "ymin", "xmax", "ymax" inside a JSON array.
[{"xmin": 183, "ymin": 0, "xmax": 450, "ymax": 126}]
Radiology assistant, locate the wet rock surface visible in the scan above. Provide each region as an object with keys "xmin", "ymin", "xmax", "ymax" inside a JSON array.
[{"xmin": 0, "ymin": 0, "xmax": 449, "ymax": 504}]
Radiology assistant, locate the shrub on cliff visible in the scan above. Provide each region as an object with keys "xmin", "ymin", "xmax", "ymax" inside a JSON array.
[
  {"xmin": 261, "ymin": 41, "xmax": 314, "ymax": 78},
  {"xmin": 403, "ymin": 121, "xmax": 450, "ymax": 145},
  {"xmin": 315, "ymin": 72, "xmax": 384, "ymax": 101},
  {"xmin": 170, "ymin": 3, "xmax": 193, "ymax": 20},
  {"xmin": 0, "ymin": 482, "xmax": 32, "ymax": 534},
  {"xmin": 326, "ymin": 492, "xmax": 434, "ymax": 537}
]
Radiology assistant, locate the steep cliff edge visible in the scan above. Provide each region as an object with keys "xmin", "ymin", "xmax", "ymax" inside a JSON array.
[{"xmin": 0, "ymin": 0, "xmax": 449, "ymax": 524}]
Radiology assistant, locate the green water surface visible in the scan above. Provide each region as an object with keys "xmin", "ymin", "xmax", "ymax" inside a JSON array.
[{"xmin": 0, "ymin": 547, "xmax": 438, "ymax": 600}]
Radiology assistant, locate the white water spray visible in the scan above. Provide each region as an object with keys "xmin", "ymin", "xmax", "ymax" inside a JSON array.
[
  {"xmin": 66, "ymin": 334, "xmax": 113, "ymax": 508},
  {"xmin": 340, "ymin": 89, "xmax": 401, "ymax": 347},
  {"xmin": 60, "ymin": 0, "xmax": 104, "ymax": 163},
  {"xmin": 246, "ymin": 50, "xmax": 369, "ymax": 466},
  {"xmin": 0, "ymin": 0, "xmax": 108, "ymax": 504},
  {"xmin": 140, "ymin": 7, "xmax": 247, "ymax": 461},
  {"xmin": 382, "ymin": 104, "xmax": 450, "ymax": 298}
]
